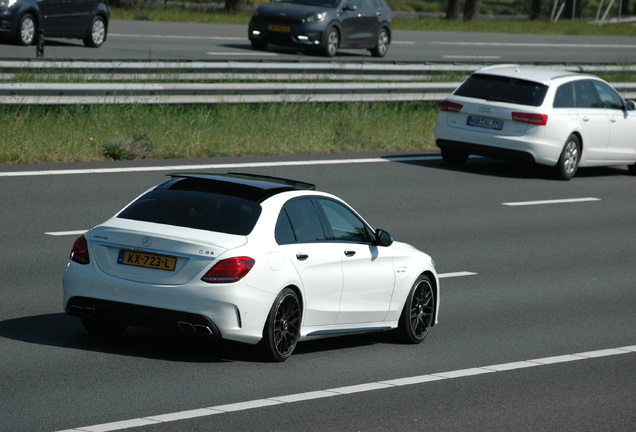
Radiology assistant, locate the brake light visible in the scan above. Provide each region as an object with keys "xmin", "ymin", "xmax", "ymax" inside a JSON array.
[
  {"xmin": 439, "ymin": 100, "xmax": 463, "ymax": 113},
  {"xmin": 201, "ymin": 257, "xmax": 255, "ymax": 283},
  {"xmin": 70, "ymin": 235, "xmax": 90, "ymax": 265},
  {"xmin": 511, "ymin": 112, "xmax": 548, "ymax": 126}
]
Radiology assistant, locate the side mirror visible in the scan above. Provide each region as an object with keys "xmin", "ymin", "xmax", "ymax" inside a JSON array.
[
  {"xmin": 374, "ymin": 228, "xmax": 393, "ymax": 247},
  {"xmin": 626, "ymin": 100, "xmax": 636, "ymax": 111}
]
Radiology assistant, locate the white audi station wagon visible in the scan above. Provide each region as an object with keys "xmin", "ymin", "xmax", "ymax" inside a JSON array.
[{"xmin": 434, "ymin": 65, "xmax": 636, "ymax": 180}]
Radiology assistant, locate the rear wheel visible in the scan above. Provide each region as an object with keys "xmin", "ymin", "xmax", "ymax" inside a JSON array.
[
  {"xmin": 440, "ymin": 148, "xmax": 469, "ymax": 166},
  {"xmin": 83, "ymin": 16, "xmax": 107, "ymax": 47},
  {"xmin": 16, "ymin": 14, "xmax": 36, "ymax": 46},
  {"xmin": 628, "ymin": 163, "xmax": 636, "ymax": 174},
  {"xmin": 397, "ymin": 275, "xmax": 435, "ymax": 344},
  {"xmin": 554, "ymin": 134, "xmax": 580, "ymax": 180},
  {"xmin": 260, "ymin": 288, "xmax": 301, "ymax": 362},
  {"xmin": 370, "ymin": 27, "xmax": 389, "ymax": 57}
]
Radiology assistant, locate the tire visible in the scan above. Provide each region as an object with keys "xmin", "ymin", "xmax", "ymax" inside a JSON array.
[
  {"xmin": 16, "ymin": 14, "xmax": 36, "ymax": 46},
  {"xmin": 83, "ymin": 16, "xmax": 107, "ymax": 48},
  {"xmin": 397, "ymin": 275, "xmax": 435, "ymax": 344},
  {"xmin": 440, "ymin": 148, "xmax": 469, "ymax": 166},
  {"xmin": 260, "ymin": 288, "xmax": 301, "ymax": 362},
  {"xmin": 320, "ymin": 27, "xmax": 339, "ymax": 57},
  {"xmin": 81, "ymin": 317, "xmax": 127, "ymax": 336},
  {"xmin": 370, "ymin": 27, "xmax": 389, "ymax": 57},
  {"xmin": 628, "ymin": 163, "xmax": 636, "ymax": 174},
  {"xmin": 251, "ymin": 39, "xmax": 268, "ymax": 51},
  {"xmin": 554, "ymin": 134, "xmax": 580, "ymax": 180}
]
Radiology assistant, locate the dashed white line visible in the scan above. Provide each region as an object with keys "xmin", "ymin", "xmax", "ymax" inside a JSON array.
[
  {"xmin": 56, "ymin": 345, "xmax": 636, "ymax": 432},
  {"xmin": 502, "ymin": 197, "xmax": 601, "ymax": 206}
]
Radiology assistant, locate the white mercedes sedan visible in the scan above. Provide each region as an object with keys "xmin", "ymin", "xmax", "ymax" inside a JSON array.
[
  {"xmin": 434, "ymin": 65, "xmax": 636, "ymax": 180},
  {"xmin": 63, "ymin": 173, "xmax": 439, "ymax": 361}
]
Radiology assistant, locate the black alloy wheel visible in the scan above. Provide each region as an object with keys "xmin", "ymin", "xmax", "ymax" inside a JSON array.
[
  {"xmin": 397, "ymin": 275, "xmax": 434, "ymax": 344},
  {"xmin": 261, "ymin": 288, "xmax": 301, "ymax": 362}
]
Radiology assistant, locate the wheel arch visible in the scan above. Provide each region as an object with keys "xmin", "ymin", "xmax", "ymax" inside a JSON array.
[{"xmin": 420, "ymin": 270, "xmax": 439, "ymax": 326}]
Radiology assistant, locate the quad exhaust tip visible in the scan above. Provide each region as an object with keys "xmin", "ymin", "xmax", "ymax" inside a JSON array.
[{"xmin": 178, "ymin": 321, "xmax": 214, "ymax": 336}]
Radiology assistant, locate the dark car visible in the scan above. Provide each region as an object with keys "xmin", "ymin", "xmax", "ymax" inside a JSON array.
[
  {"xmin": 0, "ymin": 0, "xmax": 110, "ymax": 47},
  {"xmin": 248, "ymin": 0, "xmax": 391, "ymax": 57}
]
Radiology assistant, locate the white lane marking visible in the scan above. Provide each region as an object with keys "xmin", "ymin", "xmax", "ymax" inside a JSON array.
[
  {"xmin": 0, "ymin": 155, "xmax": 441, "ymax": 178},
  {"xmin": 443, "ymin": 55, "xmax": 502, "ymax": 60},
  {"xmin": 432, "ymin": 41, "xmax": 636, "ymax": 49},
  {"xmin": 56, "ymin": 345, "xmax": 636, "ymax": 432},
  {"xmin": 206, "ymin": 52, "xmax": 279, "ymax": 56},
  {"xmin": 502, "ymin": 197, "xmax": 601, "ymax": 206},
  {"xmin": 45, "ymin": 230, "xmax": 87, "ymax": 236},
  {"xmin": 438, "ymin": 271, "xmax": 477, "ymax": 278}
]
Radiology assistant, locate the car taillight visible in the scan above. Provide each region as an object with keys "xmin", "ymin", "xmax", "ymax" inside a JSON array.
[
  {"xmin": 511, "ymin": 112, "xmax": 548, "ymax": 126},
  {"xmin": 439, "ymin": 100, "xmax": 463, "ymax": 113},
  {"xmin": 201, "ymin": 257, "xmax": 255, "ymax": 284},
  {"xmin": 70, "ymin": 235, "xmax": 90, "ymax": 265}
]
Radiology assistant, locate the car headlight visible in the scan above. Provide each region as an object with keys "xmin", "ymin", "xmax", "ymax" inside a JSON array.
[{"xmin": 304, "ymin": 12, "xmax": 326, "ymax": 23}]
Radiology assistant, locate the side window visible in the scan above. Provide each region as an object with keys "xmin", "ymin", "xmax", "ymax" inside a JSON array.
[
  {"xmin": 591, "ymin": 81, "xmax": 624, "ymax": 110},
  {"xmin": 317, "ymin": 199, "xmax": 370, "ymax": 243},
  {"xmin": 573, "ymin": 80, "xmax": 600, "ymax": 108},
  {"xmin": 553, "ymin": 83, "xmax": 574, "ymax": 108},
  {"xmin": 275, "ymin": 198, "xmax": 327, "ymax": 244}
]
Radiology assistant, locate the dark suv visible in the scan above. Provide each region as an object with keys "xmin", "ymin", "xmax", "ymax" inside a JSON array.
[{"xmin": 0, "ymin": 0, "xmax": 110, "ymax": 47}]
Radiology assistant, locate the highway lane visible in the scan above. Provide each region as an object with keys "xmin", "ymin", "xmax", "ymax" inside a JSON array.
[
  {"xmin": 1, "ymin": 20, "xmax": 635, "ymax": 62},
  {"xmin": 1, "ymin": 153, "xmax": 635, "ymax": 431}
]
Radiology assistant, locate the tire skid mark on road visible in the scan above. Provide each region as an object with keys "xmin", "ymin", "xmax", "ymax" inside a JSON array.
[{"xmin": 56, "ymin": 345, "xmax": 636, "ymax": 432}]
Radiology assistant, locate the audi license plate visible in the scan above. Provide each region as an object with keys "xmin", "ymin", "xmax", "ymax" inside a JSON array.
[
  {"xmin": 269, "ymin": 24, "xmax": 290, "ymax": 33},
  {"xmin": 467, "ymin": 116, "xmax": 503, "ymax": 130},
  {"xmin": 118, "ymin": 250, "xmax": 176, "ymax": 271}
]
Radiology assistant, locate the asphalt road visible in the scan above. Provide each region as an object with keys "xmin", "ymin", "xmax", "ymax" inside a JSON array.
[
  {"xmin": 1, "ymin": 153, "xmax": 635, "ymax": 431},
  {"xmin": 0, "ymin": 20, "xmax": 635, "ymax": 62}
]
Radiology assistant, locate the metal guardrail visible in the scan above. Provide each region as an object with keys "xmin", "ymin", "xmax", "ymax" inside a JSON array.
[{"xmin": 1, "ymin": 61, "xmax": 635, "ymax": 104}]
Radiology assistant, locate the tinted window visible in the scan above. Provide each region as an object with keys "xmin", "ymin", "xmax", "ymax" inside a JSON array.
[
  {"xmin": 276, "ymin": 198, "xmax": 327, "ymax": 244},
  {"xmin": 117, "ymin": 189, "xmax": 261, "ymax": 235},
  {"xmin": 591, "ymin": 81, "xmax": 624, "ymax": 109},
  {"xmin": 317, "ymin": 199, "xmax": 370, "ymax": 243},
  {"xmin": 554, "ymin": 82, "xmax": 575, "ymax": 108},
  {"xmin": 454, "ymin": 73, "xmax": 548, "ymax": 106},
  {"xmin": 573, "ymin": 80, "xmax": 599, "ymax": 108}
]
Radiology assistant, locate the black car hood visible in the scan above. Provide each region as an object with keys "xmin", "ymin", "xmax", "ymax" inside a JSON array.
[{"xmin": 256, "ymin": 2, "xmax": 334, "ymax": 21}]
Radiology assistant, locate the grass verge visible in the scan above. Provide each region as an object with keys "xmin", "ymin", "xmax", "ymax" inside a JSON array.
[{"xmin": 1, "ymin": 102, "xmax": 439, "ymax": 164}]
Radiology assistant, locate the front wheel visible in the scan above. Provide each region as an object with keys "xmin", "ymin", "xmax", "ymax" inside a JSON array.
[
  {"xmin": 554, "ymin": 134, "xmax": 580, "ymax": 180},
  {"xmin": 628, "ymin": 163, "xmax": 636, "ymax": 174},
  {"xmin": 16, "ymin": 14, "xmax": 36, "ymax": 46},
  {"xmin": 83, "ymin": 16, "xmax": 107, "ymax": 48},
  {"xmin": 260, "ymin": 288, "xmax": 302, "ymax": 362},
  {"xmin": 369, "ymin": 27, "xmax": 389, "ymax": 57},
  {"xmin": 251, "ymin": 39, "xmax": 268, "ymax": 51},
  {"xmin": 320, "ymin": 27, "xmax": 339, "ymax": 57},
  {"xmin": 397, "ymin": 275, "xmax": 435, "ymax": 344}
]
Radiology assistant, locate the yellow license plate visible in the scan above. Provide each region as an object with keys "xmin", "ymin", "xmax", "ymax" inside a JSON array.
[
  {"xmin": 118, "ymin": 250, "xmax": 176, "ymax": 271},
  {"xmin": 269, "ymin": 25, "xmax": 290, "ymax": 33}
]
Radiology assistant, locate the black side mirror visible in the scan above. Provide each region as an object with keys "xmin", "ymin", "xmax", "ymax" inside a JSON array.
[
  {"xmin": 626, "ymin": 100, "xmax": 636, "ymax": 111},
  {"xmin": 374, "ymin": 228, "xmax": 393, "ymax": 247}
]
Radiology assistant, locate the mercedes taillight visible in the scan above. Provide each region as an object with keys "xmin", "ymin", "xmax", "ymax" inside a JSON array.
[
  {"xmin": 201, "ymin": 257, "xmax": 255, "ymax": 283},
  {"xmin": 70, "ymin": 235, "xmax": 90, "ymax": 265}
]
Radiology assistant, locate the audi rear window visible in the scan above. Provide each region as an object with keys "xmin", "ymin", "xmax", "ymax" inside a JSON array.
[
  {"xmin": 117, "ymin": 189, "xmax": 261, "ymax": 236},
  {"xmin": 454, "ymin": 73, "xmax": 548, "ymax": 107}
]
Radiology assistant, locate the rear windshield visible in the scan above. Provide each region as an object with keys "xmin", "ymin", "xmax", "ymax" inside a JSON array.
[
  {"xmin": 454, "ymin": 73, "xmax": 548, "ymax": 107},
  {"xmin": 117, "ymin": 189, "xmax": 261, "ymax": 236}
]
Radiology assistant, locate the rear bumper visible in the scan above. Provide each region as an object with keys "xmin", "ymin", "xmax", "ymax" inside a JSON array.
[{"xmin": 436, "ymin": 139, "xmax": 537, "ymax": 164}]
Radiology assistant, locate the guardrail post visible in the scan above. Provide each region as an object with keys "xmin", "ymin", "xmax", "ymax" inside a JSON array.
[{"xmin": 36, "ymin": 30, "xmax": 44, "ymax": 58}]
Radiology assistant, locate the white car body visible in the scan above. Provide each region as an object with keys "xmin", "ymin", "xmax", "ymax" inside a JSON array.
[
  {"xmin": 434, "ymin": 65, "xmax": 636, "ymax": 179},
  {"xmin": 63, "ymin": 173, "xmax": 438, "ymax": 360}
]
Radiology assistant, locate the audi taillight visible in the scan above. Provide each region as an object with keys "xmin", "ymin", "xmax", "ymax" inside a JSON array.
[
  {"xmin": 511, "ymin": 112, "xmax": 548, "ymax": 126},
  {"xmin": 439, "ymin": 100, "xmax": 463, "ymax": 113},
  {"xmin": 201, "ymin": 257, "xmax": 255, "ymax": 284},
  {"xmin": 70, "ymin": 235, "xmax": 90, "ymax": 265}
]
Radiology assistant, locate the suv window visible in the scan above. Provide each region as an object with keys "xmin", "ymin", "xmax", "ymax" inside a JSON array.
[
  {"xmin": 591, "ymin": 81, "xmax": 624, "ymax": 109},
  {"xmin": 316, "ymin": 199, "xmax": 371, "ymax": 243},
  {"xmin": 117, "ymin": 189, "xmax": 261, "ymax": 235},
  {"xmin": 554, "ymin": 83, "xmax": 575, "ymax": 108},
  {"xmin": 454, "ymin": 73, "xmax": 549, "ymax": 107},
  {"xmin": 275, "ymin": 198, "xmax": 327, "ymax": 244}
]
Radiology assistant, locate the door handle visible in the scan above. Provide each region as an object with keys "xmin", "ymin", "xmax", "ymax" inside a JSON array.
[
  {"xmin": 296, "ymin": 254, "xmax": 308, "ymax": 261},
  {"xmin": 344, "ymin": 250, "xmax": 356, "ymax": 257},
  {"xmin": 582, "ymin": 116, "xmax": 590, "ymax": 122}
]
